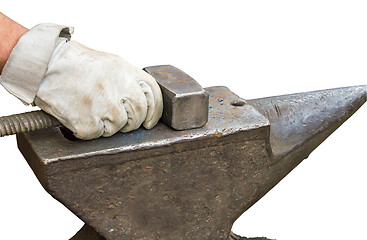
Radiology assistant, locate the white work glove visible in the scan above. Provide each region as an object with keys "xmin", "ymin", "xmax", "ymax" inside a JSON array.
[
  {"xmin": 36, "ymin": 40, "xmax": 163, "ymax": 139},
  {"xmin": 0, "ymin": 24, "xmax": 163, "ymax": 140}
]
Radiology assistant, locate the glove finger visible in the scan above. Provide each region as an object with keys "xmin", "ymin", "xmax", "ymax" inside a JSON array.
[
  {"xmin": 138, "ymin": 73, "xmax": 163, "ymax": 129},
  {"xmin": 119, "ymin": 91, "xmax": 147, "ymax": 133},
  {"xmin": 74, "ymin": 120, "xmax": 104, "ymax": 140},
  {"xmin": 101, "ymin": 102, "xmax": 128, "ymax": 137}
]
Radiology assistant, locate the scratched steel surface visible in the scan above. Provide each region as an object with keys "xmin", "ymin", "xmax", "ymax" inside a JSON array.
[
  {"xmin": 18, "ymin": 86, "xmax": 271, "ymax": 240},
  {"xmin": 17, "ymin": 85, "xmax": 366, "ymax": 240},
  {"xmin": 19, "ymin": 86, "xmax": 269, "ymax": 164}
]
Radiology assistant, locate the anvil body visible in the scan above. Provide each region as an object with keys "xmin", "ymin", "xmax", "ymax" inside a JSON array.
[{"xmin": 17, "ymin": 85, "xmax": 366, "ymax": 240}]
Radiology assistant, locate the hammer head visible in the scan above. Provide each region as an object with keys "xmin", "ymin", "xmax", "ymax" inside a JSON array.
[{"xmin": 144, "ymin": 65, "xmax": 209, "ymax": 130}]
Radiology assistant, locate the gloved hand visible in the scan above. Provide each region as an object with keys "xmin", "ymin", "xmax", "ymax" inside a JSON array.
[
  {"xmin": 35, "ymin": 41, "xmax": 163, "ymax": 139},
  {"xmin": 0, "ymin": 24, "xmax": 163, "ymax": 140}
]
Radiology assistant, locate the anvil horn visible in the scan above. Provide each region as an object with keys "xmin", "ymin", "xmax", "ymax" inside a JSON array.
[
  {"xmin": 249, "ymin": 85, "xmax": 366, "ymax": 160},
  {"xmin": 245, "ymin": 85, "xmax": 366, "ymax": 209}
]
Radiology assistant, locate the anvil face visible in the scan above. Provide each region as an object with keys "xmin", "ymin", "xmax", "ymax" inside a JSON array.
[
  {"xmin": 18, "ymin": 87, "xmax": 271, "ymax": 240},
  {"xmin": 17, "ymin": 85, "xmax": 366, "ymax": 240}
]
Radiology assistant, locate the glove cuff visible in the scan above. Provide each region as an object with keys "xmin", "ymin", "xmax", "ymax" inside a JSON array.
[{"xmin": 0, "ymin": 23, "xmax": 74, "ymax": 105}]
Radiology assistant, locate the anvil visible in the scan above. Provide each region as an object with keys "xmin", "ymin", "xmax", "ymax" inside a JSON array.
[{"xmin": 15, "ymin": 66, "xmax": 366, "ymax": 239}]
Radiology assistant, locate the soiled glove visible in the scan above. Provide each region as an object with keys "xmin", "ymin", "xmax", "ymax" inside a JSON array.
[
  {"xmin": 0, "ymin": 24, "xmax": 163, "ymax": 140},
  {"xmin": 36, "ymin": 40, "xmax": 162, "ymax": 139}
]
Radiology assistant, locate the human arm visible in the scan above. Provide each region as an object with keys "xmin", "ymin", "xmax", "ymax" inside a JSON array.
[{"xmin": 0, "ymin": 12, "xmax": 28, "ymax": 73}]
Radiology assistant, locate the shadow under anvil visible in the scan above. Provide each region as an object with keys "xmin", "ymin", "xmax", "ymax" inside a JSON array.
[
  {"xmin": 17, "ymin": 85, "xmax": 366, "ymax": 240},
  {"xmin": 71, "ymin": 224, "xmax": 274, "ymax": 240}
]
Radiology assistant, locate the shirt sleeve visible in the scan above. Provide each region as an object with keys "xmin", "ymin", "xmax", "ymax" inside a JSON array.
[{"xmin": 0, "ymin": 23, "xmax": 74, "ymax": 105}]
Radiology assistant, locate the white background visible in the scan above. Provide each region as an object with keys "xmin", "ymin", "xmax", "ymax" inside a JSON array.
[{"xmin": 1, "ymin": 1, "xmax": 366, "ymax": 239}]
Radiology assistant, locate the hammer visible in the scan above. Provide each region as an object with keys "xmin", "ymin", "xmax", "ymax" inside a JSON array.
[{"xmin": 0, "ymin": 65, "xmax": 209, "ymax": 137}]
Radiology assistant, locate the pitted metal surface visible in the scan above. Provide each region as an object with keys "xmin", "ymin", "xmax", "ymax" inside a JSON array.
[
  {"xmin": 17, "ymin": 85, "xmax": 366, "ymax": 240},
  {"xmin": 18, "ymin": 86, "xmax": 271, "ymax": 240},
  {"xmin": 21, "ymin": 86, "xmax": 269, "ymax": 165}
]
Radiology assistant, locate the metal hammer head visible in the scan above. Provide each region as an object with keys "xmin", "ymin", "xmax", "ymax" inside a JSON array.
[{"xmin": 144, "ymin": 65, "xmax": 209, "ymax": 130}]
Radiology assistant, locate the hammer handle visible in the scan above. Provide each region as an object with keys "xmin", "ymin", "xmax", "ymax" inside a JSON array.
[{"xmin": 0, "ymin": 110, "xmax": 60, "ymax": 137}]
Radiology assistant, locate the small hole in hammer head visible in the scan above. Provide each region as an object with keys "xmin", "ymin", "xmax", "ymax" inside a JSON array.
[{"xmin": 59, "ymin": 126, "xmax": 80, "ymax": 141}]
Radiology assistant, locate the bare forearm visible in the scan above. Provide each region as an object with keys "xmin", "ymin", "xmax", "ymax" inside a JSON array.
[{"xmin": 0, "ymin": 13, "xmax": 28, "ymax": 74}]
